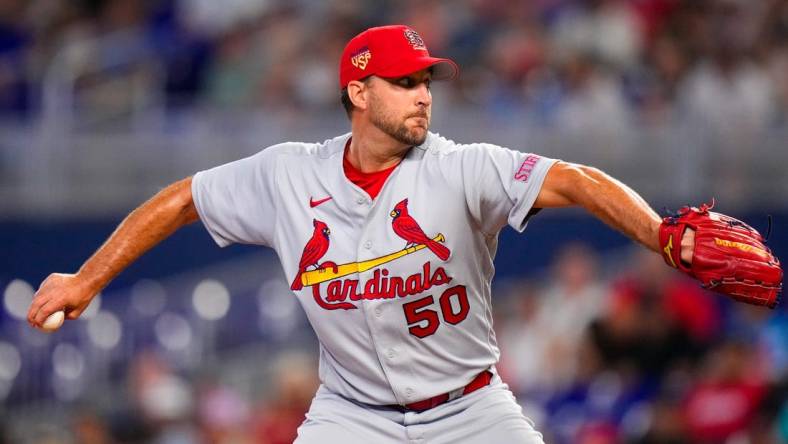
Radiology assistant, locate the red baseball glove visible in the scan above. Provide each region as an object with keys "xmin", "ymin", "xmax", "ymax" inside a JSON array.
[{"xmin": 659, "ymin": 202, "xmax": 782, "ymax": 308}]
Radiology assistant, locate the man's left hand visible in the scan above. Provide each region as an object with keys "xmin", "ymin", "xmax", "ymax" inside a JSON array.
[
  {"xmin": 681, "ymin": 228, "xmax": 695, "ymax": 265},
  {"xmin": 659, "ymin": 203, "xmax": 782, "ymax": 308}
]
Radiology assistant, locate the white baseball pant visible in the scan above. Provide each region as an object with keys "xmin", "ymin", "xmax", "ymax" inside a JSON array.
[{"xmin": 295, "ymin": 378, "xmax": 544, "ymax": 444}]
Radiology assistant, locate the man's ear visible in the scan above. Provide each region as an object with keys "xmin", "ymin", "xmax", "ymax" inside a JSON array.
[{"xmin": 347, "ymin": 79, "xmax": 369, "ymax": 111}]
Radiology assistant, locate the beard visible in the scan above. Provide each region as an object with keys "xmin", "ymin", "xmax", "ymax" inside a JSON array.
[{"xmin": 368, "ymin": 95, "xmax": 429, "ymax": 146}]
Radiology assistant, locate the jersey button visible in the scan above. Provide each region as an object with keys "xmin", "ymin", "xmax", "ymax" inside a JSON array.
[
  {"xmin": 374, "ymin": 307, "xmax": 382, "ymax": 317},
  {"xmin": 387, "ymin": 348, "xmax": 396, "ymax": 359},
  {"xmin": 356, "ymin": 197, "xmax": 366, "ymax": 205},
  {"xmin": 405, "ymin": 388, "xmax": 414, "ymax": 398},
  {"xmin": 364, "ymin": 241, "xmax": 372, "ymax": 249}
]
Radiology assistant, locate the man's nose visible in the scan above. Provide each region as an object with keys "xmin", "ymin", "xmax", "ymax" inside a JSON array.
[{"xmin": 415, "ymin": 82, "xmax": 432, "ymax": 107}]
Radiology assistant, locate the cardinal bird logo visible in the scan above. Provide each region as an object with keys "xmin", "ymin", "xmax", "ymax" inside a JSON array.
[
  {"xmin": 390, "ymin": 198, "xmax": 451, "ymax": 261},
  {"xmin": 291, "ymin": 219, "xmax": 335, "ymax": 290}
]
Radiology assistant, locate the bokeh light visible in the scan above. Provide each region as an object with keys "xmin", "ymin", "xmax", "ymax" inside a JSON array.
[
  {"xmin": 18, "ymin": 322, "xmax": 51, "ymax": 347},
  {"xmin": 257, "ymin": 278, "xmax": 299, "ymax": 337},
  {"xmin": 52, "ymin": 343, "xmax": 85, "ymax": 380},
  {"xmin": 155, "ymin": 312, "xmax": 193, "ymax": 351},
  {"xmin": 87, "ymin": 311, "xmax": 122, "ymax": 349},
  {"xmin": 257, "ymin": 279, "xmax": 297, "ymax": 319},
  {"xmin": 130, "ymin": 279, "xmax": 167, "ymax": 317},
  {"xmin": 0, "ymin": 379, "xmax": 11, "ymax": 402},
  {"xmin": 51, "ymin": 372, "xmax": 85, "ymax": 402},
  {"xmin": 80, "ymin": 294, "xmax": 102, "ymax": 320},
  {"xmin": 0, "ymin": 341, "xmax": 22, "ymax": 381},
  {"xmin": 192, "ymin": 279, "xmax": 230, "ymax": 321},
  {"xmin": 3, "ymin": 279, "xmax": 34, "ymax": 320}
]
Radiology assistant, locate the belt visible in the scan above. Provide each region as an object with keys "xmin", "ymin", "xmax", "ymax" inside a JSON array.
[{"xmin": 394, "ymin": 371, "xmax": 492, "ymax": 412}]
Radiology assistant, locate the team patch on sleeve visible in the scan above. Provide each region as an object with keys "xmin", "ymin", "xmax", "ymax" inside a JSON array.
[{"xmin": 513, "ymin": 154, "xmax": 541, "ymax": 182}]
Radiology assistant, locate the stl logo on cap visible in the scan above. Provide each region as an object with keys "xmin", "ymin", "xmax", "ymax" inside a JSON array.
[
  {"xmin": 403, "ymin": 28, "xmax": 426, "ymax": 50},
  {"xmin": 350, "ymin": 46, "xmax": 372, "ymax": 70}
]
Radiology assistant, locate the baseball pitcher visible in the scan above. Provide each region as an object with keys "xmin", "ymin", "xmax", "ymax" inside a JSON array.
[{"xmin": 28, "ymin": 25, "xmax": 782, "ymax": 443}]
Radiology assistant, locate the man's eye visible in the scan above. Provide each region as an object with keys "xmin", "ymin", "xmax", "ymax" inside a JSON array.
[{"xmin": 395, "ymin": 78, "xmax": 431, "ymax": 89}]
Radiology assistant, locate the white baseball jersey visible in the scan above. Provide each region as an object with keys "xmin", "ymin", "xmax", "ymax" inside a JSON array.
[{"xmin": 192, "ymin": 132, "xmax": 557, "ymax": 406}]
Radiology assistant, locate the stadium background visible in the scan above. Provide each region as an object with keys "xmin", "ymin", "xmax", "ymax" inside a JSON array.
[{"xmin": 1, "ymin": 0, "xmax": 787, "ymax": 443}]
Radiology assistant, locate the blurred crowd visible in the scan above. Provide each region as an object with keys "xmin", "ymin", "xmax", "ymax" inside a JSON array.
[
  {"xmin": 495, "ymin": 244, "xmax": 788, "ymax": 444},
  {"xmin": 2, "ymin": 243, "xmax": 787, "ymax": 444},
  {"xmin": 1, "ymin": 1, "xmax": 787, "ymax": 443},
  {"xmin": 0, "ymin": 0, "xmax": 786, "ymax": 129},
  {"xmin": 4, "ymin": 349, "xmax": 322, "ymax": 444}
]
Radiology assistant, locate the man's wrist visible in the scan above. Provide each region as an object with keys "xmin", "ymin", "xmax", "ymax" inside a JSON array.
[{"xmin": 75, "ymin": 269, "xmax": 107, "ymax": 295}]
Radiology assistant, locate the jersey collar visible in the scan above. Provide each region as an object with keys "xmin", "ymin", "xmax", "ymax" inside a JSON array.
[{"xmin": 324, "ymin": 131, "xmax": 434, "ymax": 158}]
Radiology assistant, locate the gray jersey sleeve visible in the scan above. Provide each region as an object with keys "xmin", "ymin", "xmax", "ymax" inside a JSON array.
[
  {"xmin": 191, "ymin": 145, "xmax": 282, "ymax": 247},
  {"xmin": 457, "ymin": 143, "xmax": 558, "ymax": 235}
]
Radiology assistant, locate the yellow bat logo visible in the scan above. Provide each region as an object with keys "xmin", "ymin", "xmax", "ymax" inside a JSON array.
[{"xmin": 301, "ymin": 233, "xmax": 446, "ymax": 287}]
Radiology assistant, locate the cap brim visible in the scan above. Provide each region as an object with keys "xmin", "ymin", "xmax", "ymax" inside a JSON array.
[{"xmin": 377, "ymin": 57, "xmax": 459, "ymax": 82}]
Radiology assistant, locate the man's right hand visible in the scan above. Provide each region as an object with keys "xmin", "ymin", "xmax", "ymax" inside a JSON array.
[{"xmin": 27, "ymin": 273, "xmax": 97, "ymax": 330}]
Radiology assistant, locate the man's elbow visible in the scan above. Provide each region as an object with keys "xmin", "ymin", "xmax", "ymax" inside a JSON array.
[
  {"xmin": 548, "ymin": 163, "xmax": 602, "ymax": 205},
  {"xmin": 162, "ymin": 177, "xmax": 200, "ymax": 225},
  {"xmin": 566, "ymin": 163, "xmax": 605, "ymax": 181},
  {"xmin": 535, "ymin": 162, "xmax": 585, "ymax": 208}
]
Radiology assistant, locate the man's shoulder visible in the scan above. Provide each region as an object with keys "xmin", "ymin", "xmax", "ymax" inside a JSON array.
[{"xmin": 423, "ymin": 132, "xmax": 506, "ymax": 157}]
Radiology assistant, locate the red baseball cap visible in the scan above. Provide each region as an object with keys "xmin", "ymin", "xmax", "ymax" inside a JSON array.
[{"xmin": 339, "ymin": 25, "xmax": 459, "ymax": 89}]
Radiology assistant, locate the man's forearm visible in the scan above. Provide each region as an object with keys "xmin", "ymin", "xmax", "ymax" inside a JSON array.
[
  {"xmin": 28, "ymin": 177, "xmax": 200, "ymax": 328},
  {"xmin": 542, "ymin": 163, "xmax": 662, "ymax": 252},
  {"xmin": 576, "ymin": 166, "xmax": 660, "ymax": 252},
  {"xmin": 77, "ymin": 177, "xmax": 199, "ymax": 292}
]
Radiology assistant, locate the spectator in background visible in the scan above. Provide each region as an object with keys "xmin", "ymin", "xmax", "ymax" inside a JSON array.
[
  {"xmin": 252, "ymin": 352, "xmax": 318, "ymax": 444},
  {"xmin": 176, "ymin": 0, "xmax": 269, "ymax": 37},
  {"xmin": 574, "ymin": 421, "xmax": 619, "ymax": 444},
  {"xmin": 635, "ymin": 34, "xmax": 690, "ymax": 123},
  {"xmin": 496, "ymin": 278, "xmax": 546, "ymax": 396},
  {"xmin": 629, "ymin": 0, "xmax": 681, "ymax": 44},
  {"xmin": 588, "ymin": 249, "xmax": 715, "ymax": 380},
  {"xmin": 292, "ymin": 24, "xmax": 349, "ymax": 110},
  {"xmin": 760, "ymin": 0, "xmax": 788, "ymax": 122},
  {"xmin": 680, "ymin": 11, "xmax": 776, "ymax": 136},
  {"xmin": 727, "ymin": 303, "xmax": 788, "ymax": 384},
  {"xmin": 0, "ymin": 0, "xmax": 784, "ymax": 123},
  {"xmin": 677, "ymin": 0, "xmax": 778, "ymax": 200},
  {"xmin": 128, "ymin": 350, "xmax": 199, "ymax": 444},
  {"xmin": 552, "ymin": 0, "xmax": 643, "ymax": 69},
  {"xmin": 252, "ymin": 7, "xmax": 307, "ymax": 110},
  {"xmin": 496, "ymin": 244, "xmax": 610, "ymax": 444},
  {"xmin": 682, "ymin": 341, "xmax": 768, "ymax": 443},
  {"xmin": 530, "ymin": 243, "xmax": 607, "ymax": 393},
  {"xmin": 202, "ymin": 22, "xmax": 263, "ymax": 108},
  {"xmin": 778, "ymin": 393, "xmax": 788, "ymax": 443},
  {"xmin": 483, "ymin": 24, "xmax": 549, "ymax": 116},
  {"xmin": 553, "ymin": 51, "xmax": 630, "ymax": 158},
  {"xmin": 71, "ymin": 408, "xmax": 112, "ymax": 444},
  {"xmin": 196, "ymin": 373, "xmax": 252, "ymax": 444},
  {"xmin": 635, "ymin": 396, "xmax": 690, "ymax": 444}
]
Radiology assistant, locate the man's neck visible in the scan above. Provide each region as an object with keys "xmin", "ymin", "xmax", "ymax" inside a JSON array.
[{"xmin": 347, "ymin": 125, "xmax": 412, "ymax": 173}]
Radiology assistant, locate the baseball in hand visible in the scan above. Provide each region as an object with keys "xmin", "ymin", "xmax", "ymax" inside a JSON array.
[{"xmin": 41, "ymin": 310, "xmax": 65, "ymax": 332}]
